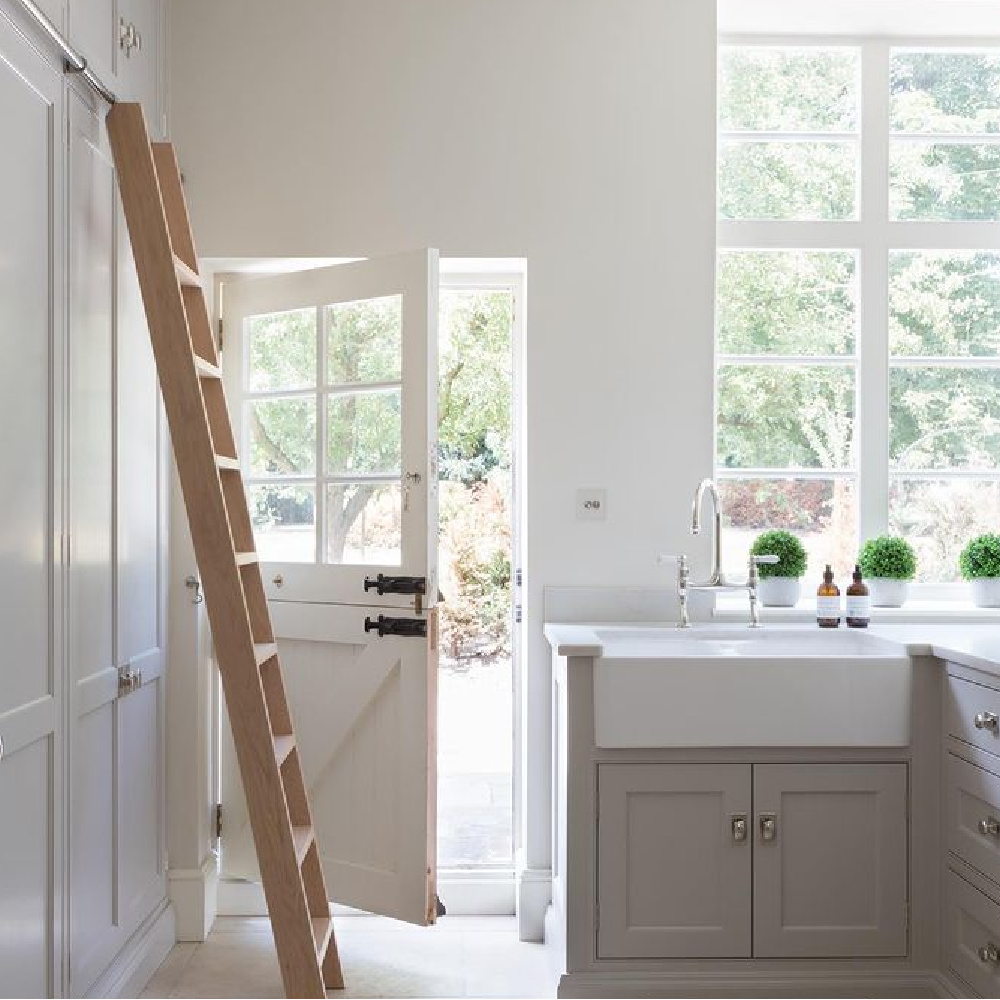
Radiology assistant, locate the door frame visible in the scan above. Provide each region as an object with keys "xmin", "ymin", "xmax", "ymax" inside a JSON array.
[{"xmin": 204, "ymin": 257, "xmax": 526, "ymax": 917}]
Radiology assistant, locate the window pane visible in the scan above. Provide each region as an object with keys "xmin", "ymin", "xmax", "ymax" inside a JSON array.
[
  {"xmin": 890, "ymin": 252, "xmax": 1000, "ymax": 357},
  {"xmin": 891, "ymin": 51, "xmax": 1000, "ymax": 134},
  {"xmin": 717, "ymin": 365, "xmax": 855, "ymax": 469},
  {"xmin": 890, "ymin": 367, "xmax": 1000, "ymax": 469},
  {"xmin": 720, "ymin": 47, "xmax": 859, "ymax": 132},
  {"xmin": 326, "ymin": 481, "xmax": 401, "ymax": 565},
  {"xmin": 719, "ymin": 141, "xmax": 857, "ymax": 220},
  {"xmin": 718, "ymin": 477, "xmax": 857, "ymax": 582},
  {"xmin": 717, "ymin": 251, "xmax": 856, "ymax": 356},
  {"xmin": 326, "ymin": 389, "xmax": 402, "ymax": 476},
  {"xmin": 246, "ymin": 397, "xmax": 316, "ymax": 476},
  {"xmin": 246, "ymin": 308, "xmax": 316, "ymax": 391},
  {"xmin": 327, "ymin": 295, "xmax": 402, "ymax": 384},
  {"xmin": 248, "ymin": 484, "xmax": 315, "ymax": 563},
  {"xmin": 890, "ymin": 140, "xmax": 1000, "ymax": 220},
  {"xmin": 890, "ymin": 479, "xmax": 1000, "ymax": 582}
]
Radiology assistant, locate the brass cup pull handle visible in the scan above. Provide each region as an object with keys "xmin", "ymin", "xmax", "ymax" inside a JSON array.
[
  {"xmin": 759, "ymin": 813, "xmax": 777, "ymax": 843},
  {"xmin": 979, "ymin": 942, "xmax": 1000, "ymax": 964},
  {"xmin": 975, "ymin": 711, "xmax": 999, "ymax": 732},
  {"xmin": 731, "ymin": 814, "xmax": 747, "ymax": 843},
  {"xmin": 979, "ymin": 816, "xmax": 1000, "ymax": 838}
]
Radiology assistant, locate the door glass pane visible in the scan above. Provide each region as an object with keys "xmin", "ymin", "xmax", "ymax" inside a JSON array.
[
  {"xmin": 720, "ymin": 46, "xmax": 859, "ymax": 132},
  {"xmin": 246, "ymin": 308, "xmax": 317, "ymax": 391},
  {"xmin": 719, "ymin": 477, "xmax": 857, "ymax": 582},
  {"xmin": 891, "ymin": 50, "xmax": 1000, "ymax": 134},
  {"xmin": 719, "ymin": 141, "xmax": 857, "ymax": 220},
  {"xmin": 717, "ymin": 365, "xmax": 856, "ymax": 469},
  {"xmin": 248, "ymin": 483, "xmax": 315, "ymax": 562},
  {"xmin": 717, "ymin": 251, "xmax": 857, "ymax": 356},
  {"xmin": 327, "ymin": 295, "xmax": 402, "ymax": 384},
  {"xmin": 326, "ymin": 389, "xmax": 402, "ymax": 476},
  {"xmin": 325, "ymin": 481, "xmax": 401, "ymax": 565},
  {"xmin": 890, "ymin": 141, "xmax": 1000, "ymax": 220},
  {"xmin": 246, "ymin": 397, "xmax": 316, "ymax": 476},
  {"xmin": 890, "ymin": 367, "xmax": 1000, "ymax": 469},
  {"xmin": 890, "ymin": 478, "xmax": 1000, "ymax": 582},
  {"xmin": 889, "ymin": 252, "xmax": 1000, "ymax": 357}
]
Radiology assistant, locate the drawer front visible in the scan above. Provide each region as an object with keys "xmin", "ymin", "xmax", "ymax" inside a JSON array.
[
  {"xmin": 947, "ymin": 674, "xmax": 1000, "ymax": 758},
  {"xmin": 949, "ymin": 754, "xmax": 1000, "ymax": 885},
  {"xmin": 946, "ymin": 870, "xmax": 1000, "ymax": 997}
]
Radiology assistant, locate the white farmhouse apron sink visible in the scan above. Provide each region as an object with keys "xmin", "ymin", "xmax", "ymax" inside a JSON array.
[{"xmin": 592, "ymin": 627, "xmax": 912, "ymax": 748}]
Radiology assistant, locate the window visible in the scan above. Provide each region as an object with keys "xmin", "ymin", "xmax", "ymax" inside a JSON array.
[{"xmin": 717, "ymin": 42, "xmax": 1000, "ymax": 584}]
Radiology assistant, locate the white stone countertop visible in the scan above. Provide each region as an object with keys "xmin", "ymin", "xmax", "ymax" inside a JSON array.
[{"xmin": 543, "ymin": 620, "xmax": 1000, "ymax": 679}]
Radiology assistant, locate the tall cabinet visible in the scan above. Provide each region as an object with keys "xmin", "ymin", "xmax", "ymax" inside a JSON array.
[{"xmin": 0, "ymin": 1, "xmax": 168, "ymax": 996}]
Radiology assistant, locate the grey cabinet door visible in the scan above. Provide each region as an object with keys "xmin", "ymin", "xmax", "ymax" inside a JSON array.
[
  {"xmin": 753, "ymin": 762, "xmax": 908, "ymax": 958},
  {"xmin": 597, "ymin": 763, "xmax": 751, "ymax": 958}
]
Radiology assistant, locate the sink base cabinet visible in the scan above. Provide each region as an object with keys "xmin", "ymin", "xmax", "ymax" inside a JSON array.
[{"xmin": 596, "ymin": 762, "xmax": 907, "ymax": 962}]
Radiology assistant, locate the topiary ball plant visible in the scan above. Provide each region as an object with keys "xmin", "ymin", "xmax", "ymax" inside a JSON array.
[
  {"xmin": 960, "ymin": 534, "xmax": 1000, "ymax": 580},
  {"xmin": 858, "ymin": 535, "xmax": 916, "ymax": 581},
  {"xmin": 751, "ymin": 530, "xmax": 807, "ymax": 579}
]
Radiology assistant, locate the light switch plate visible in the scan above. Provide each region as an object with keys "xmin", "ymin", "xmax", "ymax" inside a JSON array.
[{"xmin": 576, "ymin": 488, "xmax": 607, "ymax": 521}]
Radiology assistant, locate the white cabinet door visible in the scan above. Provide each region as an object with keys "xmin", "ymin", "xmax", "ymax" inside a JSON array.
[
  {"xmin": 596, "ymin": 763, "xmax": 752, "ymax": 959},
  {"xmin": 753, "ymin": 762, "xmax": 908, "ymax": 958},
  {"xmin": 67, "ymin": 89, "xmax": 119, "ymax": 996},
  {"xmin": 66, "ymin": 0, "xmax": 117, "ymax": 91},
  {"xmin": 115, "ymin": 186, "xmax": 167, "ymax": 938},
  {"xmin": 0, "ymin": 17, "xmax": 64, "ymax": 998}
]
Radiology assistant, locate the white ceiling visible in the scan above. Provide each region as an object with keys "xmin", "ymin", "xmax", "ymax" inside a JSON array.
[{"xmin": 718, "ymin": 0, "xmax": 1000, "ymax": 37}]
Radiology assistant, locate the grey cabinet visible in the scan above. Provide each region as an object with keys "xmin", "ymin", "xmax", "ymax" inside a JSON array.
[
  {"xmin": 753, "ymin": 763, "xmax": 908, "ymax": 958},
  {"xmin": 597, "ymin": 762, "xmax": 908, "ymax": 962},
  {"xmin": 597, "ymin": 764, "xmax": 752, "ymax": 958}
]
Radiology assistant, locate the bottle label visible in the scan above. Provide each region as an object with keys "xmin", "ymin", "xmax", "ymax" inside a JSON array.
[
  {"xmin": 816, "ymin": 595, "xmax": 841, "ymax": 621},
  {"xmin": 846, "ymin": 595, "xmax": 871, "ymax": 621}
]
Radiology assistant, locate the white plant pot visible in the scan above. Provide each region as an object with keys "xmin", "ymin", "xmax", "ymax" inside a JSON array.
[
  {"xmin": 868, "ymin": 578, "xmax": 909, "ymax": 608},
  {"xmin": 757, "ymin": 576, "xmax": 801, "ymax": 608},
  {"xmin": 970, "ymin": 577, "xmax": 1000, "ymax": 608}
]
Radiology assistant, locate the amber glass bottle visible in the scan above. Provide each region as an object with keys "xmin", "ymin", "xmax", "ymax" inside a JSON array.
[
  {"xmin": 846, "ymin": 564, "xmax": 871, "ymax": 628},
  {"xmin": 816, "ymin": 564, "xmax": 841, "ymax": 628}
]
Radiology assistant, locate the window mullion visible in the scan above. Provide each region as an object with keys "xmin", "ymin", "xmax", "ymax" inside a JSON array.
[
  {"xmin": 858, "ymin": 40, "xmax": 891, "ymax": 544},
  {"xmin": 315, "ymin": 305, "xmax": 326, "ymax": 564}
]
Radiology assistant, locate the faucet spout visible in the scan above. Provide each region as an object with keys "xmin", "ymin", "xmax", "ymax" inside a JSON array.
[{"xmin": 690, "ymin": 478, "xmax": 724, "ymax": 587}]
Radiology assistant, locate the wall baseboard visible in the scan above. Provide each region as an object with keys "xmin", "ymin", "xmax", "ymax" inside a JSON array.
[
  {"xmin": 85, "ymin": 900, "xmax": 176, "ymax": 1000},
  {"xmin": 168, "ymin": 851, "xmax": 219, "ymax": 941},
  {"xmin": 516, "ymin": 866, "xmax": 552, "ymax": 943},
  {"xmin": 557, "ymin": 970, "xmax": 960, "ymax": 999}
]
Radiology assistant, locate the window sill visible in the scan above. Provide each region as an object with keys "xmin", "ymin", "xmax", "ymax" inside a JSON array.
[{"xmin": 713, "ymin": 594, "xmax": 1000, "ymax": 623}]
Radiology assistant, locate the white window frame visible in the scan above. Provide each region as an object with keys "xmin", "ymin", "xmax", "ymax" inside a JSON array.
[{"xmin": 717, "ymin": 36, "xmax": 1000, "ymax": 594}]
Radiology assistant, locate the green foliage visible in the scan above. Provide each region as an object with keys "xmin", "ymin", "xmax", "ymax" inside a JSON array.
[
  {"xmin": 751, "ymin": 530, "xmax": 807, "ymax": 578},
  {"xmin": 960, "ymin": 534, "xmax": 1000, "ymax": 580},
  {"xmin": 858, "ymin": 535, "xmax": 917, "ymax": 581}
]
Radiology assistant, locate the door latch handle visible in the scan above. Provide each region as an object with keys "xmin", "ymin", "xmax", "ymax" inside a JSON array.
[
  {"xmin": 731, "ymin": 813, "xmax": 747, "ymax": 843},
  {"xmin": 363, "ymin": 574, "xmax": 427, "ymax": 596},
  {"xmin": 364, "ymin": 615, "xmax": 428, "ymax": 639},
  {"xmin": 759, "ymin": 813, "xmax": 778, "ymax": 843}
]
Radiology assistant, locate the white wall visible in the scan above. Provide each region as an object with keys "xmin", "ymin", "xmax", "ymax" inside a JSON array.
[{"xmin": 169, "ymin": 0, "xmax": 717, "ymax": 934}]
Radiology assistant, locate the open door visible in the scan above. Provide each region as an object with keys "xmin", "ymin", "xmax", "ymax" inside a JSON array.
[{"xmin": 218, "ymin": 251, "xmax": 439, "ymax": 924}]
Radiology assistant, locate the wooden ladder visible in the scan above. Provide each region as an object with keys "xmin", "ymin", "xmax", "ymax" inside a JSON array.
[{"xmin": 107, "ymin": 102, "xmax": 342, "ymax": 999}]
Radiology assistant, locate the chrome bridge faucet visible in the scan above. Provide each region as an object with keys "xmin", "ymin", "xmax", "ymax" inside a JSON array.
[{"xmin": 677, "ymin": 478, "xmax": 778, "ymax": 628}]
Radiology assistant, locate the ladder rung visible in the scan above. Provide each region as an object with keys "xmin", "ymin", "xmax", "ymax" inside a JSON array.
[
  {"xmin": 235, "ymin": 551, "xmax": 258, "ymax": 566},
  {"xmin": 255, "ymin": 643, "xmax": 279, "ymax": 667},
  {"xmin": 312, "ymin": 916, "xmax": 335, "ymax": 960},
  {"xmin": 292, "ymin": 825, "xmax": 315, "ymax": 866},
  {"xmin": 215, "ymin": 454, "xmax": 240, "ymax": 471},
  {"xmin": 273, "ymin": 734, "xmax": 295, "ymax": 766},
  {"xmin": 174, "ymin": 254, "xmax": 202, "ymax": 288},
  {"xmin": 194, "ymin": 355, "xmax": 222, "ymax": 379}
]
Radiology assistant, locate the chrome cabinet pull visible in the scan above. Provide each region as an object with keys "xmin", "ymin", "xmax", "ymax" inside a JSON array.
[
  {"xmin": 0, "ymin": 733, "xmax": 4, "ymax": 763},
  {"xmin": 979, "ymin": 816, "xmax": 1000, "ymax": 838},
  {"xmin": 759, "ymin": 813, "xmax": 777, "ymax": 843},
  {"xmin": 731, "ymin": 813, "xmax": 747, "ymax": 843},
  {"xmin": 975, "ymin": 711, "xmax": 999, "ymax": 732},
  {"xmin": 979, "ymin": 942, "xmax": 1000, "ymax": 964}
]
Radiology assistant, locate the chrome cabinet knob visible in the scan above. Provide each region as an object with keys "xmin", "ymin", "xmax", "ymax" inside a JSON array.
[
  {"xmin": 979, "ymin": 942, "xmax": 1000, "ymax": 964},
  {"xmin": 731, "ymin": 814, "xmax": 747, "ymax": 843},
  {"xmin": 979, "ymin": 816, "xmax": 1000, "ymax": 838},
  {"xmin": 759, "ymin": 813, "xmax": 777, "ymax": 843},
  {"xmin": 975, "ymin": 711, "xmax": 999, "ymax": 732}
]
